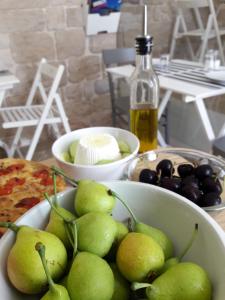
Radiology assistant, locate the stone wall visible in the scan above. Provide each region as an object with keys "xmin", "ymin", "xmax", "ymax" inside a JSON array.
[
  {"xmin": 0, "ymin": 0, "xmax": 117, "ymax": 140},
  {"xmin": 0, "ymin": 0, "xmax": 223, "ymax": 143},
  {"xmin": 0, "ymin": 0, "xmax": 176, "ymax": 138},
  {"xmin": 118, "ymin": 0, "xmax": 176, "ymax": 56}
]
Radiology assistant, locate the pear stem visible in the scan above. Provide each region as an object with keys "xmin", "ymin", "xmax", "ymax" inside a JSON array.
[
  {"xmin": 35, "ymin": 242, "xmax": 56, "ymax": 291},
  {"xmin": 51, "ymin": 168, "xmax": 139, "ymax": 226},
  {"xmin": 64, "ymin": 223, "xmax": 75, "ymax": 248},
  {"xmin": 51, "ymin": 166, "xmax": 78, "ymax": 187},
  {"xmin": 44, "ymin": 193, "xmax": 75, "ymax": 224},
  {"xmin": 44, "ymin": 192, "xmax": 78, "ymax": 257},
  {"xmin": 128, "ymin": 218, "xmax": 133, "ymax": 232},
  {"xmin": 110, "ymin": 190, "xmax": 138, "ymax": 225},
  {"xmin": 52, "ymin": 173, "xmax": 58, "ymax": 207},
  {"xmin": 178, "ymin": 223, "xmax": 198, "ymax": 260},
  {"xmin": 131, "ymin": 282, "xmax": 151, "ymax": 291},
  {"xmin": 68, "ymin": 220, "xmax": 78, "ymax": 259},
  {"xmin": 64, "ymin": 220, "xmax": 78, "ymax": 260},
  {"xmin": 0, "ymin": 222, "xmax": 19, "ymax": 233}
]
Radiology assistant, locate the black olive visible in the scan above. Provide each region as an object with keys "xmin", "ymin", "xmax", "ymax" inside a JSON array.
[
  {"xmin": 139, "ymin": 169, "xmax": 158, "ymax": 185},
  {"xmin": 177, "ymin": 164, "xmax": 195, "ymax": 178},
  {"xmin": 181, "ymin": 185, "xmax": 202, "ymax": 204},
  {"xmin": 199, "ymin": 192, "xmax": 222, "ymax": 207},
  {"xmin": 202, "ymin": 177, "xmax": 222, "ymax": 195},
  {"xmin": 159, "ymin": 177, "xmax": 181, "ymax": 193},
  {"xmin": 195, "ymin": 164, "xmax": 213, "ymax": 181},
  {"xmin": 156, "ymin": 159, "xmax": 174, "ymax": 178}
]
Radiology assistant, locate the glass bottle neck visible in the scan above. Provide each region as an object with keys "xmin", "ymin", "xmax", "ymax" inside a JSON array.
[{"xmin": 135, "ymin": 53, "xmax": 152, "ymax": 70}]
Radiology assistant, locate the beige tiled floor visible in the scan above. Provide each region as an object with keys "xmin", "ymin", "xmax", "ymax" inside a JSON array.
[
  {"xmin": 0, "ymin": 126, "xmax": 58, "ymax": 161},
  {"xmin": 0, "ymin": 138, "xmax": 54, "ymax": 161}
]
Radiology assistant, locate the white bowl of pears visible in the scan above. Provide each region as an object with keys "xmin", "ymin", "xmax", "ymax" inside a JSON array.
[{"xmin": 0, "ymin": 178, "xmax": 225, "ymax": 300}]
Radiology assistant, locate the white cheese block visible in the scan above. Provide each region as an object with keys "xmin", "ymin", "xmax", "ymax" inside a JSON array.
[{"xmin": 74, "ymin": 133, "xmax": 121, "ymax": 165}]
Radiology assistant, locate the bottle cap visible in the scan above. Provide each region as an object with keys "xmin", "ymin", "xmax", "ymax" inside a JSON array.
[{"xmin": 135, "ymin": 35, "xmax": 153, "ymax": 55}]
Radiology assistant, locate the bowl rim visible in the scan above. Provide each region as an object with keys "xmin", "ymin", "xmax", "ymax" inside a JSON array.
[
  {"xmin": 126, "ymin": 147, "xmax": 225, "ymax": 212},
  {"xmin": 52, "ymin": 126, "xmax": 140, "ymax": 169},
  {"xmin": 106, "ymin": 180, "xmax": 225, "ymax": 242},
  {"xmin": 0, "ymin": 181, "xmax": 225, "ymax": 299},
  {"xmin": 1, "ymin": 181, "xmax": 224, "ymax": 245},
  {"xmin": 138, "ymin": 147, "xmax": 225, "ymax": 166}
]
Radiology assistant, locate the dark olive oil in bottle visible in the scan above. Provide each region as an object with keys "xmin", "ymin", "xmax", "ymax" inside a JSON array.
[{"xmin": 129, "ymin": 34, "xmax": 159, "ymax": 153}]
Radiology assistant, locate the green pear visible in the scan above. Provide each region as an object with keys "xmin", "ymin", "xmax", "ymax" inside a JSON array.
[
  {"xmin": 69, "ymin": 140, "xmax": 79, "ymax": 162},
  {"xmin": 44, "ymin": 177, "xmax": 76, "ymax": 251},
  {"xmin": 74, "ymin": 180, "xmax": 116, "ymax": 216},
  {"xmin": 135, "ymin": 222, "xmax": 173, "ymax": 260},
  {"xmin": 158, "ymin": 223, "xmax": 198, "ymax": 275},
  {"xmin": 116, "ymin": 232, "xmax": 164, "ymax": 282},
  {"xmin": 67, "ymin": 251, "xmax": 114, "ymax": 300},
  {"xmin": 76, "ymin": 212, "xmax": 117, "ymax": 257},
  {"xmin": 95, "ymin": 159, "xmax": 114, "ymax": 165},
  {"xmin": 41, "ymin": 283, "xmax": 70, "ymax": 300},
  {"xmin": 59, "ymin": 275, "xmax": 68, "ymax": 288},
  {"xmin": 45, "ymin": 207, "xmax": 76, "ymax": 250},
  {"xmin": 105, "ymin": 221, "xmax": 129, "ymax": 262},
  {"xmin": 133, "ymin": 262, "xmax": 212, "ymax": 300},
  {"xmin": 110, "ymin": 263, "xmax": 130, "ymax": 300},
  {"xmin": 121, "ymin": 153, "xmax": 130, "ymax": 158},
  {"xmin": 115, "ymin": 221, "xmax": 129, "ymax": 244},
  {"xmin": 35, "ymin": 242, "xmax": 70, "ymax": 300},
  {"xmin": 111, "ymin": 190, "xmax": 174, "ymax": 260},
  {"xmin": 62, "ymin": 151, "xmax": 72, "ymax": 163},
  {"xmin": 117, "ymin": 140, "xmax": 131, "ymax": 154},
  {"xmin": 0, "ymin": 222, "xmax": 67, "ymax": 294}
]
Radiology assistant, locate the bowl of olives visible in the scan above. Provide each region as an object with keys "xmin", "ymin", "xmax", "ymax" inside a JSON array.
[{"xmin": 127, "ymin": 147, "xmax": 225, "ymax": 212}]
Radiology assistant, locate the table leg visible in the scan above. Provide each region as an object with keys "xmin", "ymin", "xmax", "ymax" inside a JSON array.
[
  {"xmin": 158, "ymin": 131, "xmax": 168, "ymax": 147},
  {"xmin": 157, "ymin": 89, "xmax": 172, "ymax": 147},
  {"xmin": 217, "ymin": 123, "xmax": 225, "ymax": 138},
  {"xmin": 194, "ymin": 98, "xmax": 215, "ymax": 141},
  {"xmin": 158, "ymin": 90, "xmax": 172, "ymax": 120}
]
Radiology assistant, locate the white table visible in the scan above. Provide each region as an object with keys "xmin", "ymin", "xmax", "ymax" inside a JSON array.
[
  {"xmin": 0, "ymin": 71, "xmax": 19, "ymax": 155},
  {"xmin": 106, "ymin": 59, "xmax": 225, "ymax": 147}
]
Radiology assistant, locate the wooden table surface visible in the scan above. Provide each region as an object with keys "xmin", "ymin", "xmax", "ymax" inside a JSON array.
[{"xmin": 43, "ymin": 158, "xmax": 225, "ymax": 232}]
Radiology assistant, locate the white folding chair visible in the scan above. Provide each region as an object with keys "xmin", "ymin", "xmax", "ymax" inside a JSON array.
[
  {"xmin": 0, "ymin": 58, "xmax": 71, "ymax": 160},
  {"xmin": 216, "ymin": 0, "xmax": 225, "ymax": 17},
  {"xmin": 170, "ymin": 0, "xmax": 225, "ymax": 64}
]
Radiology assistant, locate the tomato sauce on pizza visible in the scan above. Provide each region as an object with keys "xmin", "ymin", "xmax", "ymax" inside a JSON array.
[{"xmin": 0, "ymin": 158, "xmax": 66, "ymax": 237}]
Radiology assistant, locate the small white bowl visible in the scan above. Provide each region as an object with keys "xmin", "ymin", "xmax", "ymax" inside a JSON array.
[
  {"xmin": 52, "ymin": 127, "xmax": 140, "ymax": 181},
  {"xmin": 0, "ymin": 181, "xmax": 225, "ymax": 299}
]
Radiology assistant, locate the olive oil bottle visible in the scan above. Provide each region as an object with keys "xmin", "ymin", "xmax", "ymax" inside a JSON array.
[{"xmin": 129, "ymin": 16, "xmax": 159, "ymax": 153}]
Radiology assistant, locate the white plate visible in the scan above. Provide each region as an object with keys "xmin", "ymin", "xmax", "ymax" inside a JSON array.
[{"xmin": 206, "ymin": 69, "xmax": 225, "ymax": 83}]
